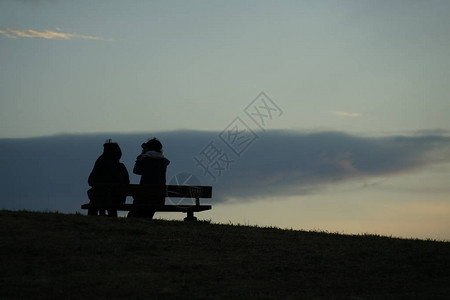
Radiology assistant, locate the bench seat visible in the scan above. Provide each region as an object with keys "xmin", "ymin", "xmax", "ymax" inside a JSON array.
[{"xmin": 81, "ymin": 184, "xmax": 212, "ymax": 221}]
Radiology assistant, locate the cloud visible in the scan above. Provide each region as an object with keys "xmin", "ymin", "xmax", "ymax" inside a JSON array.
[
  {"xmin": 0, "ymin": 29, "xmax": 17, "ymax": 39},
  {"xmin": 0, "ymin": 28, "xmax": 114, "ymax": 41},
  {"xmin": 219, "ymin": 131, "xmax": 450, "ymax": 199},
  {"xmin": 332, "ymin": 111, "xmax": 362, "ymax": 117},
  {"xmin": 0, "ymin": 130, "xmax": 449, "ymax": 212},
  {"xmin": 2, "ymin": 0, "xmax": 56, "ymax": 5},
  {"xmin": 16, "ymin": 0, "xmax": 56, "ymax": 3}
]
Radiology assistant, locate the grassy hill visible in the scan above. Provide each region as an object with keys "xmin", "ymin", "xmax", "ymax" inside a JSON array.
[{"xmin": 1, "ymin": 210, "xmax": 449, "ymax": 299}]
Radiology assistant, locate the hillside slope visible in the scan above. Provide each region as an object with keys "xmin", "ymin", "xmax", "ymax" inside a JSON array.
[{"xmin": 1, "ymin": 210, "xmax": 449, "ymax": 299}]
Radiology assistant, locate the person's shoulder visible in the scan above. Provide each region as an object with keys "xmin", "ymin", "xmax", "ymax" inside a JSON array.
[
  {"xmin": 146, "ymin": 156, "xmax": 170, "ymax": 165},
  {"xmin": 94, "ymin": 155, "xmax": 107, "ymax": 165}
]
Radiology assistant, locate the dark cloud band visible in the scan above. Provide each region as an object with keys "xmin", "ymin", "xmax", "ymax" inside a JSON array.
[{"xmin": 1, "ymin": 130, "xmax": 449, "ymax": 211}]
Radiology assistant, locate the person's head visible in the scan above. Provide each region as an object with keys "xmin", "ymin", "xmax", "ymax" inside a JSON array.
[
  {"xmin": 142, "ymin": 137, "xmax": 163, "ymax": 153},
  {"xmin": 103, "ymin": 139, "xmax": 122, "ymax": 160}
]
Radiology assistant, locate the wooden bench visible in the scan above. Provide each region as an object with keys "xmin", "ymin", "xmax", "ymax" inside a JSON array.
[{"xmin": 81, "ymin": 184, "xmax": 212, "ymax": 221}]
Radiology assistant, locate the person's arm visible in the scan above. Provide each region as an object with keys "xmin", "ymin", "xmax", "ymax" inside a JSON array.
[
  {"xmin": 88, "ymin": 172, "xmax": 95, "ymax": 186},
  {"xmin": 133, "ymin": 157, "xmax": 144, "ymax": 175},
  {"xmin": 88, "ymin": 162, "xmax": 101, "ymax": 186},
  {"xmin": 120, "ymin": 163, "xmax": 130, "ymax": 184}
]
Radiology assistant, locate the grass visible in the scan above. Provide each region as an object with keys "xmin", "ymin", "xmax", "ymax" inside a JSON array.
[{"xmin": 1, "ymin": 210, "xmax": 449, "ymax": 299}]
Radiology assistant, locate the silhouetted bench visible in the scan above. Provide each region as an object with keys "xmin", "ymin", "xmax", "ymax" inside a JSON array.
[{"xmin": 81, "ymin": 184, "xmax": 212, "ymax": 221}]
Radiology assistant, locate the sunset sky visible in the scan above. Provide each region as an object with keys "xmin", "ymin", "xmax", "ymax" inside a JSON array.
[{"xmin": 1, "ymin": 0, "xmax": 450, "ymax": 240}]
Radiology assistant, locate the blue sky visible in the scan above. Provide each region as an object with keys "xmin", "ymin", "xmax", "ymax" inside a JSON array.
[
  {"xmin": 1, "ymin": 0, "xmax": 450, "ymax": 239},
  {"xmin": 2, "ymin": 0, "xmax": 450, "ymax": 137}
]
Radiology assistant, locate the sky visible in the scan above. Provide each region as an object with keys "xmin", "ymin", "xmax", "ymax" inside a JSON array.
[{"xmin": 1, "ymin": 0, "xmax": 450, "ymax": 240}]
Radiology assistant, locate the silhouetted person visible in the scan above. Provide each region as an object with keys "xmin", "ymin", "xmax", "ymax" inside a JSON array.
[
  {"xmin": 87, "ymin": 140, "xmax": 130, "ymax": 217},
  {"xmin": 128, "ymin": 138, "xmax": 170, "ymax": 218}
]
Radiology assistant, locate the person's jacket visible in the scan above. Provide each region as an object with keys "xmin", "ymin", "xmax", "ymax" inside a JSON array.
[
  {"xmin": 133, "ymin": 151, "xmax": 170, "ymax": 185},
  {"xmin": 88, "ymin": 155, "xmax": 130, "ymax": 186}
]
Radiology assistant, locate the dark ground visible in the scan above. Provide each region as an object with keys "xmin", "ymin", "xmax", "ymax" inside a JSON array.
[{"xmin": 1, "ymin": 210, "xmax": 449, "ymax": 299}]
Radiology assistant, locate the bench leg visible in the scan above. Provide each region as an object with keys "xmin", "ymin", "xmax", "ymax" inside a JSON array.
[{"xmin": 184, "ymin": 210, "xmax": 197, "ymax": 222}]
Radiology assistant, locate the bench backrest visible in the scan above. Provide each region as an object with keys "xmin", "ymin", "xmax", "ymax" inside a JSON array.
[{"xmin": 92, "ymin": 184, "xmax": 212, "ymax": 199}]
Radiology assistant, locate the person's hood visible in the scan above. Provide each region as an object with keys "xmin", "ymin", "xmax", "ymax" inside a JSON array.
[{"xmin": 142, "ymin": 150, "xmax": 165, "ymax": 159}]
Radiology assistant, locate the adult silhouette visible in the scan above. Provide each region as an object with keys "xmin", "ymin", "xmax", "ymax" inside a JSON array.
[
  {"xmin": 128, "ymin": 138, "xmax": 170, "ymax": 218},
  {"xmin": 87, "ymin": 140, "xmax": 130, "ymax": 216}
]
